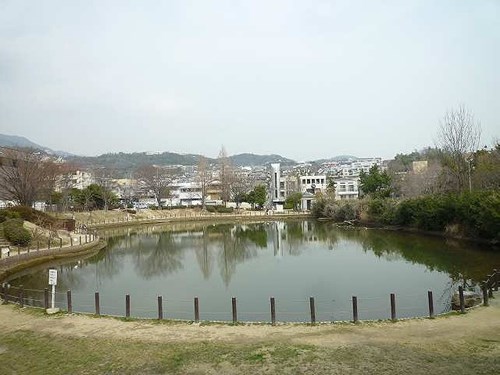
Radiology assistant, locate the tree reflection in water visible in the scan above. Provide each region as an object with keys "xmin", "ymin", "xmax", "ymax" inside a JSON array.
[{"xmin": 7, "ymin": 220, "xmax": 500, "ymax": 296}]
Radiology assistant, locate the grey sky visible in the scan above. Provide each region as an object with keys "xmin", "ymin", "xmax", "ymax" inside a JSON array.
[{"xmin": 1, "ymin": 0, "xmax": 499, "ymax": 161}]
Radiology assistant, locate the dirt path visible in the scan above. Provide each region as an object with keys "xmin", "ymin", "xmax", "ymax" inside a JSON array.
[{"xmin": 1, "ymin": 294, "xmax": 499, "ymax": 348}]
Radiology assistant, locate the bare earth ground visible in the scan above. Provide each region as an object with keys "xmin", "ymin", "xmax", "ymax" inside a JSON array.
[{"xmin": 0, "ymin": 293, "xmax": 499, "ymax": 374}]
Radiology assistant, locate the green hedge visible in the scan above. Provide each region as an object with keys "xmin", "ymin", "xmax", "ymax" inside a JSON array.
[
  {"xmin": 3, "ymin": 218, "xmax": 32, "ymax": 247},
  {"xmin": 366, "ymin": 191, "xmax": 500, "ymax": 241}
]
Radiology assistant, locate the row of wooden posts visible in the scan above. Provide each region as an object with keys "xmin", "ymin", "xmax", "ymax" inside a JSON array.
[
  {"xmin": 1, "ymin": 233, "xmax": 97, "ymax": 258},
  {"xmin": 2, "ymin": 270, "xmax": 498, "ymax": 324}
]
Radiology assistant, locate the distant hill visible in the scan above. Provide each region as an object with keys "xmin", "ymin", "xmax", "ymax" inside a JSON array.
[
  {"xmin": 66, "ymin": 152, "xmax": 206, "ymax": 170},
  {"xmin": 0, "ymin": 133, "xmax": 73, "ymax": 157},
  {"xmin": 0, "ymin": 134, "xmax": 47, "ymax": 150},
  {"xmin": 67, "ymin": 151, "xmax": 296, "ymax": 170},
  {"xmin": 0, "ymin": 133, "xmax": 338, "ymax": 170},
  {"xmin": 229, "ymin": 153, "xmax": 296, "ymax": 166}
]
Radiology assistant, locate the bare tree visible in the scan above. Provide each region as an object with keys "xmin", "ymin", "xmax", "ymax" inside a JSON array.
[
  {"xmin": 196, "ymin": 156, "xmax": 214, "ymax": 210},
  {"xmin": 218, "ymin": 146, "xmax": 234, "ymax": 204},
  {"xmin": 135, "ymin": 165, "xmax": 178, "ymax": 208},
  {"xmin": 93, "ymin": 168, "xmax": 114, "ymax": 210},
  {"xmin": 55, "ymin": 163, "xmax": 81, "ymax": 211},
  {"xmin": 436, "ymin": 105, "xmax": 481, "ymax": 192},
  {"xmin": 0, "ymin": 147, "xmax": 58, "ymax": 207},
  {"xmin": 231, "ymin": 169, "xmax": 252, "ymax": 209},
  {"xmin": 399, "ymin": 161, "xmax": 443, "ymax": 197}
]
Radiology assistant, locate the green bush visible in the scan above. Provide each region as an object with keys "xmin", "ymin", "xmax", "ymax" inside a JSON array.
[
  {"xmin": 367, "ymin": 198, "xmax": 398, "ymax": 224},
  {"xmin": 5, "ymin": 206, "xmax": 57, "ymax": 227},
  {"xmin": 3, "ymin": 218, "xmax": 32, "ymax": 247},
  {"xmin": 311, "ymin": 198, "xmax": 326, "ymax": 218},
  {"xmin": 0, "ymin": 209, "xmax": 20, "ymax": 223},
  {"xmin": 364, "ymin": 191, "xmax": 499, "ymax": 241}
]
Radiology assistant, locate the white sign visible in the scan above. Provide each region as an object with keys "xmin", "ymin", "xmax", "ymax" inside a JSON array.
[{"xmin": 48, "ymin": 269, "xmax": 58, "ymax": 286}]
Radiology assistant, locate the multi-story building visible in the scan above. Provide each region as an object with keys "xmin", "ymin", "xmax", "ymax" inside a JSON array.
[
  {"xmin": 334, "ymin": 178, "xmax": 359, "ymax": 200},
  {"xmin": 299, "ymin": 175, "xmax": 327, "ymax": 211},
  {"xmin": 299, "ymin": 175, "xmax": 327, "ymax": 194},
  {"xmin": 270, "ymin": 163, "xmax": 284, "ymax": 208}
]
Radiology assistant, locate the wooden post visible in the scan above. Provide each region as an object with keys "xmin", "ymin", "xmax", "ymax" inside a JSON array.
[
  {"xmin": 64, "ymin": 290, "xmax": 71, "ymax": 313},
  {"xmin": 270, "ymin": 297, "xmax": 276, "ymax": 326},
  {"xmin": 19, "ymin": 285, "xmax": 24, "ymax": 308},
  {"xmin": 44, "ymin": 288, "xmax": 49, "ymax": 309},
  {"xmin": 59, "ymin": 238, "xmax": 62, "ymax": 249},
  {"xmin": 70, "ymin": 237, "xmax": 73, "ymax": 247},
  {"xmin": 487, "ymin": 275, "xmax": 493, "ymax": 298},
  {"xmin": 48, "ymin": 239, "xmax": 51, "ymax": 250},
  {"xmin": 231, "ymin": 297, "xmax": 237, "ymax": 324},
  {"xmin": 79, "ymin": 237, "xmax": 82, "ymax": 246},
  {"xmin": 482, "ymin": 283, "xmax": 489, "ymax": 306},
  {"xmin": 494, "ymin": 269, "xmax": 498, "ymax": 291},
  {"xmin": 125, "ymin": 294, "xmax": 130, "ymax": 318},
  {"xmin": 194, "ymin": 297, "xmax": 200, "ymax": 323},
  {"xmin": 1, "ymin": 284, "xmax": 5, "ymax": 303},
  {"xmin": 458, "ymin": 286, "xmax": 465, "ymax": 313},
  {"xmin": 95, "ymin": 292, "xmax": 100, "ymax": 316},
  {"xmin": 37, "ymin": 241, "xmax": 40, "ymax": 251},
  {"xmin": 158, "ymin": 296, "xmax": 163, "ymax": 320},
  {"xmin": 428, "ymin": 291, "xmax": 434, "ymax": 318},
  {"xmin": 352, "ymin": 296, "xmax": 358, "ymax": 323},
  {"xmin": 390, "ymin": 293, "xmax": 396, "ymax": 321},
  {"xmin": 309, "ymin": 297, "xmax": 316, "ymax": 325}
]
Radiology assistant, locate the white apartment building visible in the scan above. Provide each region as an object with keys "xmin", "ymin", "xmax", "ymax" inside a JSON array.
[
  {"xmin": 270, "ymin": 163, "xmax": 283, "ymax": 207},
  {"xmin": 334, "ymin": 178, "xmax": 359, "ymax": 200},
  {"xmin": 299, "ymin": 175, "xmax": 327, "ymax": 211},
  {"xmin": 299, "ymin": 175, "xmax": 327, "ymax": 194}
]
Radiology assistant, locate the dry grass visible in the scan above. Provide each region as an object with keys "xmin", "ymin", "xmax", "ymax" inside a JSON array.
[
  {"xmin": 1, "ymin": 296, "xmax": 500, "ymax": 375},
  {"xmin": 0, "ymin": 329, "xmax": 499, "ymax": 374}
]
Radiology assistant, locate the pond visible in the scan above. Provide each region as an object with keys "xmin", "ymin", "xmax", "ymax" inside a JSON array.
[{"xmin": 6, "ymin": 220, "xmax": 500, "ymax": 322}]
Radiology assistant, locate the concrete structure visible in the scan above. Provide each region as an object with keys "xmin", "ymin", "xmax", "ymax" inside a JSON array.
[
  {"xmin": 299, "ymin": 175, "xmax": 327, "ymax": 194},
  {"xmin": 334, "ymin": 178, "xmax": 359, "ymax": 200},
  {"xmin": 270, "ymin": 163, "xmax": 283, "ymax": 207}
]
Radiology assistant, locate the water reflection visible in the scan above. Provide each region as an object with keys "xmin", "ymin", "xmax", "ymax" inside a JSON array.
[{"xmin": 7, "ymin": 220, "xmax": 500, "ymax": 318}]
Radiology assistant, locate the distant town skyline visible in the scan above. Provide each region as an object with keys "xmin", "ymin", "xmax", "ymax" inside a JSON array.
[{"xmin": 1, "ymin": 1, "xmax": 499, "ymax": 161}]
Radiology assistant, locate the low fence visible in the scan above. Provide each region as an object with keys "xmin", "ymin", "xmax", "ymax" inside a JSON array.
[
  {"xmin": 78, "ymin": 210, "xmax": 309, "ymax": 227},
  {"xmin": 2, "ymin": 269, "xmax": 498, "ymax": 324},
  {"xmin": 0, "ymin": 233, "xmax": 99, "ymax": 265}
]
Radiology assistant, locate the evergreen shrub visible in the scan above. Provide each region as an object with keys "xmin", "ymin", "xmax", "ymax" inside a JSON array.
[{"xmin": 3, "ymin": 218, "xmax": 32, "ymax": 246}]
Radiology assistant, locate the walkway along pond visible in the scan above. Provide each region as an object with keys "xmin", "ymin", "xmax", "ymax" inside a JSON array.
[{"xmin": 2, "ymin": 220, "xmax": 500, "ymax": 324}]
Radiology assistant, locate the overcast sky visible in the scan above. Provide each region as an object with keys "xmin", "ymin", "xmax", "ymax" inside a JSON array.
[{"xmin": 1, "ymin": 0, "xmax": 498, "ymax": 161}]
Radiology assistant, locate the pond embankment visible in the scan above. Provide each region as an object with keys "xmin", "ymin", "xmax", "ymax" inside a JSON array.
[{"xmin": 0, "ymin": 239, "xmax": 106, "ymax": 283}]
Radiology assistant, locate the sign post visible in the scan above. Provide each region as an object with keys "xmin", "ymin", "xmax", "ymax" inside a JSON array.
[{"xmin": 47, "ymin": 269, "xmax": 59, "ymax": 314}]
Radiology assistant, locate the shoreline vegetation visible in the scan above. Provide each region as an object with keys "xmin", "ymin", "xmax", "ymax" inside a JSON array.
[{"xmin": 312, "ymin": 190, "xmax": 500, "ymax": 247}]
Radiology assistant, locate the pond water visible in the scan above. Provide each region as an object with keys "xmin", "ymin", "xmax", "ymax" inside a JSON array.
[{"xmin": 7, "ymin": 220, "xmax": 500, "ymax": 322}]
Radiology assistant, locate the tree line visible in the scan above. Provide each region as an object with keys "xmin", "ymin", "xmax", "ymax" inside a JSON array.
[{"xmin": 313, "ymin": 105, "xmax": 500, "ymax": 242}]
